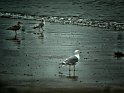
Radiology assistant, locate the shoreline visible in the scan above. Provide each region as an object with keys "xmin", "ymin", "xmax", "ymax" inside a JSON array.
[{"xmin": 0, "ymin": 11, "xmax": 124, "ymax": 31}]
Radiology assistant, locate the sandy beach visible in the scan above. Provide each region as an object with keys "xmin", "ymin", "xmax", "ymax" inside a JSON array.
[{"xmin": 0, "ymin": 17, "xmax": 124, "ymax": 93}]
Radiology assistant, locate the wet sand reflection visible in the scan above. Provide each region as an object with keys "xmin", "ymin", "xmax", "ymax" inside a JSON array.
[{"xmin": 59, "ymin": 70, "xmax": 78, "ymax": 81}]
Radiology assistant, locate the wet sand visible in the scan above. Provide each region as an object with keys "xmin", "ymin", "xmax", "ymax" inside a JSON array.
[{"xmin": 0, "ymin": 17, "xmax": 124, "ymax": 93}]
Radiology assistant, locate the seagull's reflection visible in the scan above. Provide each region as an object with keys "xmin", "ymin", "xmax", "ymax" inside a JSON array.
[
  {"xmin": 38, "ymin": 33, "xmax": 44, "ymax": 39},
  {"xmin": 59, "ymin": 70, "xmax": 78, "ymax": 81},
  {"xmin": 6, "ymin": 34, "xmax": 21, "ymax": 45},
  {"xmin": 14, "ymin": 34, "xmax": 18, "ymax": 40}
]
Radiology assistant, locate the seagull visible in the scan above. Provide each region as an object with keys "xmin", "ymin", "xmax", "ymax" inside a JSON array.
[
  {"xmin": 6, "ymin": 21, "xmax": 23, "ymax": 38},
  {"xmin": 33, "ymin": 18, "xmax": 45, "ymax": 34},
  {"xmin": 59, "ymin": 50, "xmax": 80, "ymax": 71}
]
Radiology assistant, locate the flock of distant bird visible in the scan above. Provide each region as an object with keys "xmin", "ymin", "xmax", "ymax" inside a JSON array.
[
  {"xmin": 6, "ymin": 19, "xmax": 81, "ymax": 72},
  {"xmin": 6, "ymin": 18, "xmax": 45, "ymax": 39}
]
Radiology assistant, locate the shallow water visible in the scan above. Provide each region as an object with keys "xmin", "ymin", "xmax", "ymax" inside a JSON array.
[
  {"xmin": 0, "ymin": 0, "xmax": 124, "ymax": 21},
  {"xmin": 0, "ymin": 18, "xmax": 124, "ymax": 89}
]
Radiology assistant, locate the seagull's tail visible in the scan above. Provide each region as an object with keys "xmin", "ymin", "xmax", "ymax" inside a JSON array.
[
  {"xmin": 6, "ymin": 27, "xmax": 11, "ymax": 30},
  {"xmin": 59, "ymin": 61, "xmax": 66, "ymax": 67}
]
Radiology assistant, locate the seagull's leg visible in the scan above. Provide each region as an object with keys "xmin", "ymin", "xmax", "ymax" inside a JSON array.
[
  {"xmin": 74, "ymin": 65, "xmax": 75, "ymax": 71},
  {"xmin": 15, "ymin": 34, "xmax": 17, "ymax": 40},
  {"xmin": 41, "ymin": 27, "xmax": 44, "ymax": 35},
  {"xmin": 15, "ymin": 31, "xmax": 17, "ymax": 39},
  {"xmin": 40, "ymin": 30, "xmax": 44, "ymax": 37},
  {"xmin": 69, "ymin": 65, "xmax": 71, "ymax": 71},
  {"xmin": 73, "ymin": 69, "xmax": 75, "ymax": 76},
  {"xmin": 15, "ymin": 30, "xmax": 17, "ymax": 35},
  {"xmin": 39, "ymin": 27, "xmax": 44, "ymax": 37},
  {"xmin": 42, "ymin": 27, "xmax": 44, "ymax": 32},
  {"xmin": 68, "ymin": 65, "xmax": 71, "ymax": 76},
  {"xmin": 69, "ymin": 70, "xmax": 71, "ymax": 76}
]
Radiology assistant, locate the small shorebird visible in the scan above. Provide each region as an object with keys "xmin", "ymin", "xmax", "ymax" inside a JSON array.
[
  {"xmin": 59, "ymin": 50, "xmax": 80, "ymax": 71},
  {"xmin": 6, "ymin": 21, "xmax": 23, "ymax": 39},
  {"xmin": 33, "ymin": 18, "xmax": 45, "ymax": 34}
]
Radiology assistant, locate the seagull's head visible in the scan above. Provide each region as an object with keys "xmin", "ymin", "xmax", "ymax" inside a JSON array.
[{"xmin": 74, "ymin": 50, "xmax": 80, "ymax": 55}]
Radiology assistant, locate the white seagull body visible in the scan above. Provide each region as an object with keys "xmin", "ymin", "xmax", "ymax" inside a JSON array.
[{"xmin": 60, "ymin": 50, "xmax": 80, "ymax": 71}]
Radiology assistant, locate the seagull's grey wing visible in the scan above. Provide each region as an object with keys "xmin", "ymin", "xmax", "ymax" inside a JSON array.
[
  {"xmin": 65, "ymin": 56, "xmax": 78, "ymax": 65},
  {"xmin": 7, "ymin": 25, "xmax": 20, "ymax": 30}
]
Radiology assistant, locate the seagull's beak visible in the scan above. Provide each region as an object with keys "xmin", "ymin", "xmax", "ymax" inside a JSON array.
[{"xmin": 79, "ymin": 51, "xmax": 82, "ymax": 53}]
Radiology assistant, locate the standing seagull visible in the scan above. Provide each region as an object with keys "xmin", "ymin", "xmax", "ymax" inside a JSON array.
[
  {"xmin": 6, "ymin": 21, "xmax": 23, "ymax": 39},
  {"xmin": 59, "ymin": 50, "xmax": 80, "ymax": 71},
  {"xmin": 33, "ymin": 18, "xmax": 45, "ymax": 34}
]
